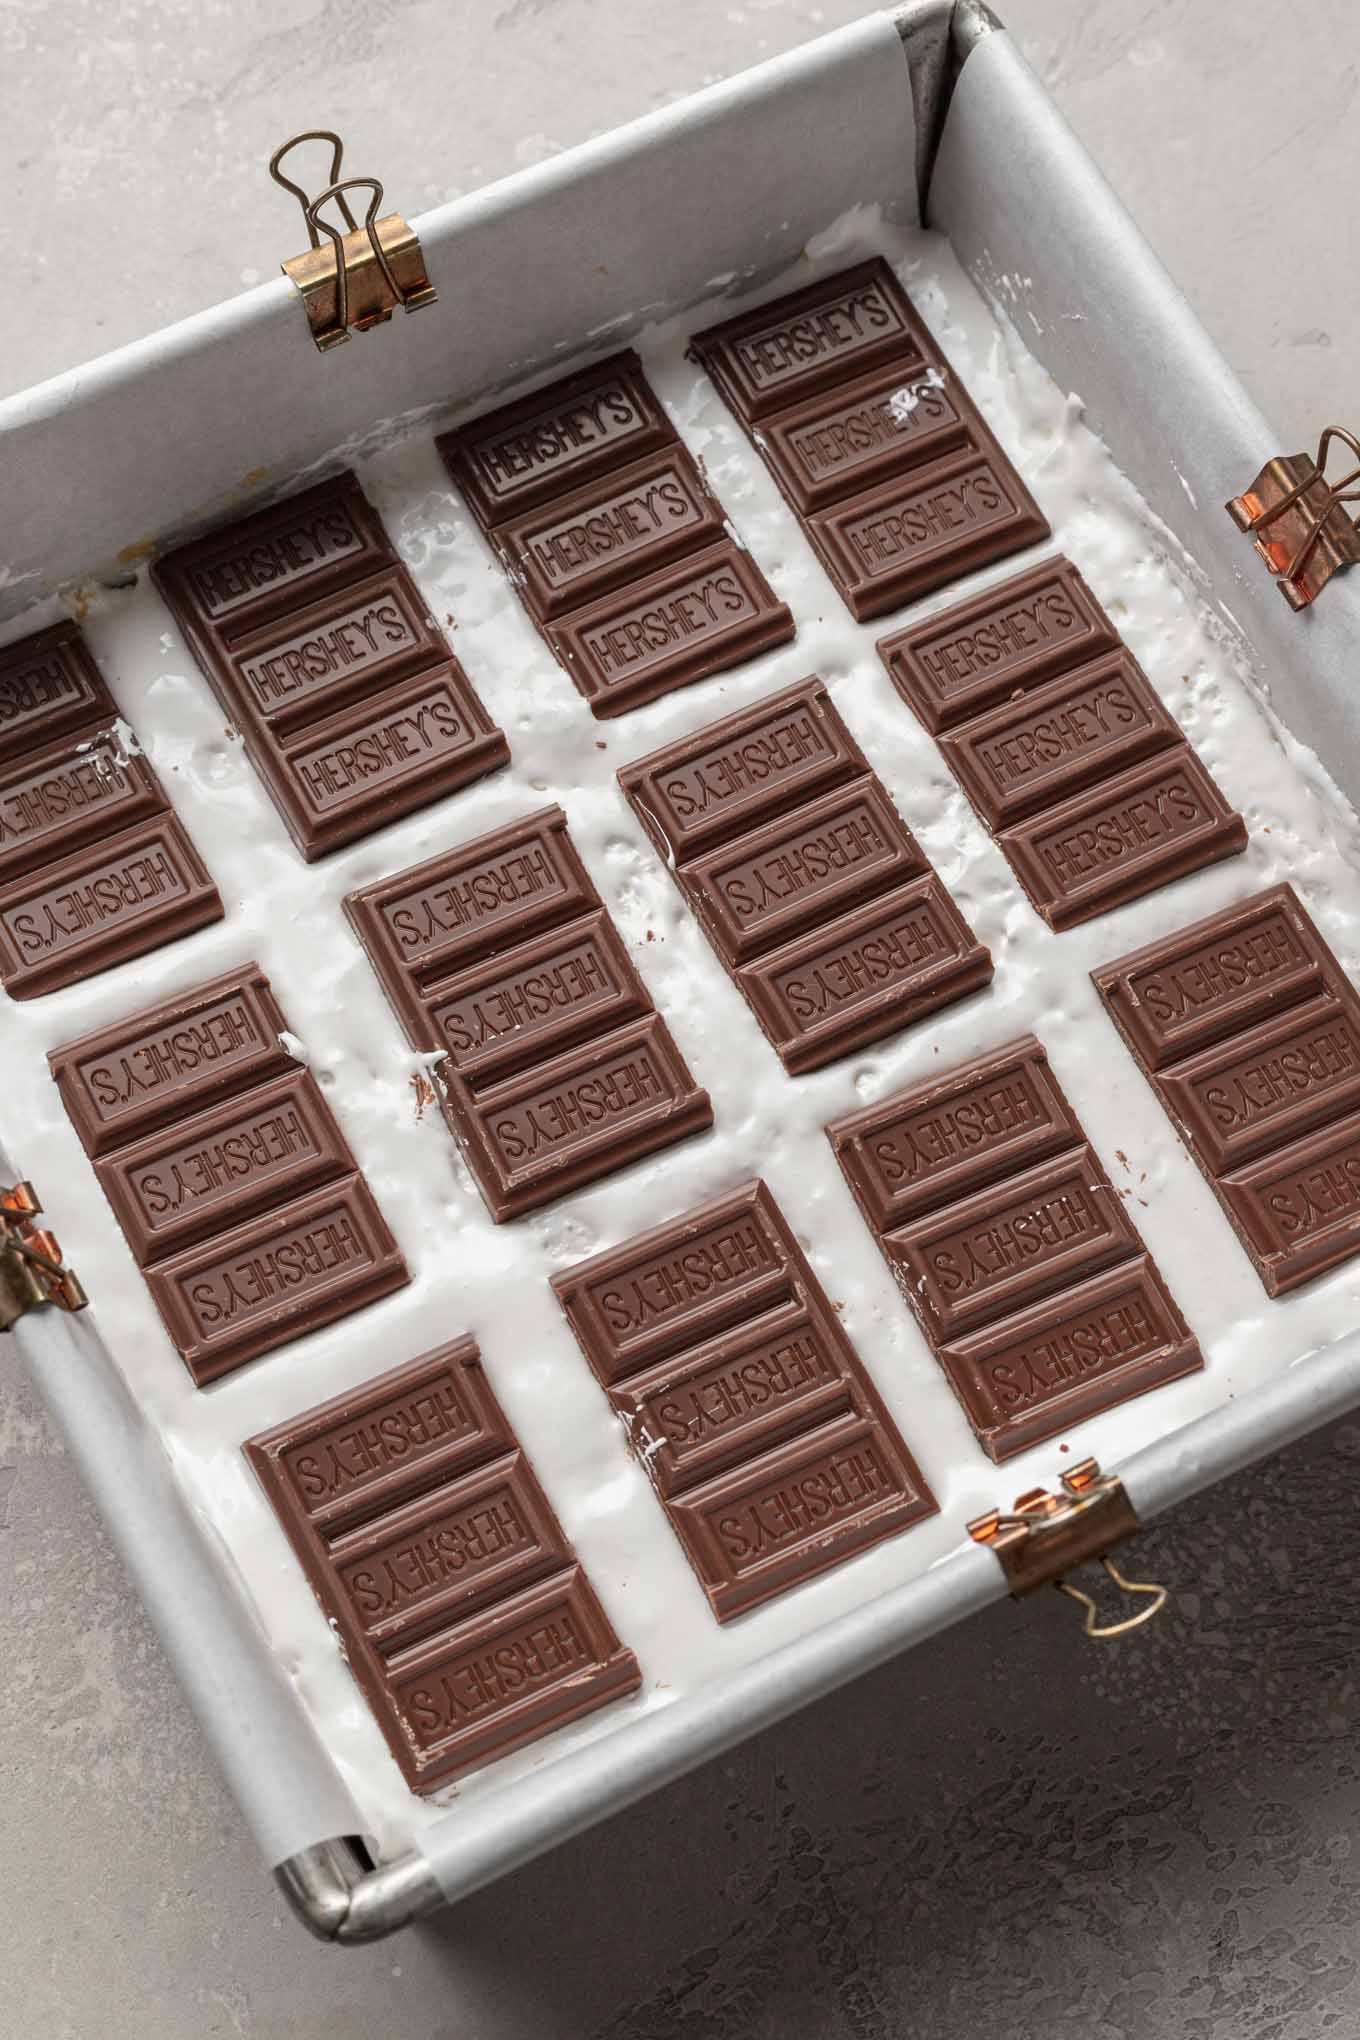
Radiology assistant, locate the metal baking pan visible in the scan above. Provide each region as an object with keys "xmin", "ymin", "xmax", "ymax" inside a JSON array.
[{"xmin": 5, "ymin": 0, "xmax": 1360, "ymax": 1942}]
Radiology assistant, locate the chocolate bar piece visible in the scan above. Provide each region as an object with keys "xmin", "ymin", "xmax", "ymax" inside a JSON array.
[
  {"xmin": 545, "ymin": 543, "xmax": 793, "ymax": 719},
  {"xmin": 805, "ymin": 448, "xmax": 1051, "ymax": 622},
  {"xmin": 246, "ymin": 1339, "xmax": 640, "ymax": 1790},
  {"xmin": 152, "ymin": 473, "xmax": 509, "ymax": 860},
  {"xmin": 619, "ymin": 676, "xmax": 991, "ymax": 1073},
  {"xmin": 1094, "ymin": 884, "xmax": 1360, "ymax": 1295},
  {"xmin": 0, "ymin": 814, "xmax": 222, "ymax": 1002},
  {"xmin": 552, "ymin": 1180, "xmax": 936, "ymax": 1618},
  {"xmin": 0, "ymin": 622, "xmax": 116, "ymax": 763},
  {"xmin": 345, "ymin": 806, "xmax": 712, "ymax": 1220},
  {"xmin": 440, "ymin": 353, "xmax": 673, "ymax": 527},
  {"xmin": 49, "ymin": 961, "xmax": 293, "ymax": 1155},
  {"xmin": 690, "ymin": 261, "xmax": 932, "ymax": 423},
  {"xmin": 0, "ymin": 621, "xmax": 223, "ymax": 999},
  {"xmin": 0, "ymin": 724, "xmax": 165, "ymax": 887},
  {"xmin": 827, "ymin": 1036, "xmax": 1201, "ymax": 1461},
  {"xmin": 439, "ymin": 355, "xmax": 794, "ymax": 719},
  {"xmin": 488, "ymin": 447, "xmax": 728, "ymax": 623},
  {"xmin": 51, "ymin": 962, "xmax": 408, "ymax": 1383},
  {"xmin": 690, "ymin": 258, "xmax": 1050, "ymax": 621},
  {"xmin": 878, "ymin": 556, "xmax": 1118, "ymax": 734},
  {"xmin": 878, "ymin": 555, "xmax": 1247, "ymax": 929}
]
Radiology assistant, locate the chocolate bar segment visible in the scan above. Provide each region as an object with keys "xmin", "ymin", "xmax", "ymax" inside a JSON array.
[
  {"xmin": 805, "ymin": 448, "xmax": 1050, "ymax": 622},
  {"xmin": 161, "ymin": 473, "xmax": 391, "ymax": 632},
  {"xmin": 153, "ymin": 471, "xmax": 509, "ymax": 859},
  {"xmin": 146, "ymin": 1173, "xmax": 406, "ymax": 1387},
  {"xmin": 938, "ymin": 651, "xmax": 1181, "ymax": 830},
  {"xmin": 346, "ymin": 805, "xmax": 594, "ymax": 1002},
  {"xmin": 274, "ymin": 665, "xmax": 507, "ymax": 861},
  {"xmin": 1000, "ymin": 749, "xmax": 1247, "ymax": 930},
  {"xmin": 619, "ymin": 677, "xmax": 991, "ymax": 1074},
  {"xmin": 0, "ymin": 621, "xmax": 223, "ymax": 999},
  {"xmin": 246, "ymin": 1340, "xmax": 640, "ymax": 1790},
  {"xmin": 880, "ymin": 554, "xmax": 1247, "ymax": 929},
  {"xmin": 621, "ymin": 671, "xmax": 868, "ymax": 864},
  {"xmin": 879, "ymin": 557, "xmax": 1119, "ymax": 734},
  {"xmin": 883, "ymin": 1145, "xmax": 1141, "ymax": 1344},
  {"xmin": 828, "ymin": 1036, "xmax": 1202, "ymax": 1461},
  {"xmin": 552, "ymin": 1181, "xmax": 936, "ymax": 1618},
  {"xmin": 831, "ymin": 1033, "xmax": 1078, "ymax": 1234},
  {"xmin": 346, "ymin": 806, "xmax": 712, "ymax": 1221},
  {"xmin": 489, "ymin": 447, "xmax": 728, "ymax": 623},
  {"xmin": 92, "ymin": 1067, "xmax": 353, "ymax": 1264},
  {"xmin": 440, "ymin": 352, "xmax": 672, "ymax": 528},
  {"xmin": 440, "ymin": 357, "xmax": 793, "ymax": 719},
  {"xmin": 49, "ymin": 961, "xmax": 292, "ymax": 1156},
  {"xmin": 51, "ymin": 962, "xmax": 408, "ymax": 1383},
  {"xmin": 691, "ymin": 258, "xmax": 1050, "ymax": 621},
  {"xmin": 0, "ymin": 621, "xmax": 118, "ymax": 764},
  {"xmin": 739, "ymin": 875, "xmax": 993, "ymax": 1075},
  {"xmin": 0, "ymin": 813, "xmax": 222, "ymax": 1001},
  {"xmin": 1094, "ymin": 883, "xmax": 1360, "ymax": 1296},
  {"xmin": 0, "ymin": 724, "xmax": 164, "ymax": 886},
  {"xmin": 544, "ymin": 541, "xmax": 793, "ymax": 720},
  {"xmin": 758, "ymin": 362, "xmax": 970, "ymax": 516},
  {"xmin": 423, "ymin": 909, "xmax": 647, "ymax": 1087},
  {"xmin": 690, "ymin": 260, "xmax": 932, "ymax": 423},
  {"xmin": 451, "ymin": 1012, "xmax": 714, "ymax": 1224},
  {"xmin": 937, "ymin": 1257, "xmax": 1199, "ymax": 1461}
]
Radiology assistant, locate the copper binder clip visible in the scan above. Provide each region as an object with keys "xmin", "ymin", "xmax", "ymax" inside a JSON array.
[
  {"xmin": 1226, "ymin": 426, "xmax": 1360, "ymax": 610},
  {"xmin": 269, "ymin": 130, "xmax": 437, "ymax": 353},
  {"xmin": 969, "ymin": 1457, "xmax": 1165, "ymax": 1642},
  {"xmin": 0, "ymin": 1180, "xmax": 87, "ymax": 1329}
]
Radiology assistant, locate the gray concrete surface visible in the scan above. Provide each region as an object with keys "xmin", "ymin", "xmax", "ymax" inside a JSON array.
[{"xmin": 3, "ymin": 2, "xmax": 1359, "ymax": 2035}]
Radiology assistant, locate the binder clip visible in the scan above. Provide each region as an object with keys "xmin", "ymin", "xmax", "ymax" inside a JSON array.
[
  {"xmin": 0, "ymin": 1180, "xmax": 87, "ymax": 1329},
  {"xmin": 1226, "ymin": 426, "xmax": 1360, "ymax": 610},
  {"xmin": 269, "ymin": 130, "xmax": 438, "ymax": 353}
]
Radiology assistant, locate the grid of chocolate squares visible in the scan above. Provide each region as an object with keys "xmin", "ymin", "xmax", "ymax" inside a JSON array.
[{"xmin": 16, "ymin": 258, "xmax": 1352, "ymax": 1795}]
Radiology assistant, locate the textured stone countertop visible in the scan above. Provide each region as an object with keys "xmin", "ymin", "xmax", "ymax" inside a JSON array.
[{"xmin": 3, "ymin": 3, "xmax": 1358, "ymax": 2035}]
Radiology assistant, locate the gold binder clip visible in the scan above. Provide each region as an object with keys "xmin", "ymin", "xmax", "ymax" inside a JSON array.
[
  {"xmin": 269, "ymin": 130, "xmax": 437, "ymax": 353},
  {"xmin": 968, "ymin": 1457, "xmax": 1165, "ymax": 1643},
  {"xmin": 0, "ymin": 1181, "xmax": 87, "ymax": 1329},
  {"xmin": 1226, "ymin": 426, "xmax": 1360, "ymax": 610}
]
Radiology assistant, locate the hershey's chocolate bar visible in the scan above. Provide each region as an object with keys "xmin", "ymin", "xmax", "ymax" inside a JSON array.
[
  {"xmin": 441, "ymin": 355, "xmax": 794, "ymax": 718},
  {"xmin": 0, "ymin": 622, "xmax": 223, "ymax": 999},
  {"xmin": 552, "ymin": 1181, "xmax": 936, "ymax": 1618},
  {"xmin": 345, "ymin": 806, "xmax": 712, "ymax": 1220},
  {"xmin": 690, "ymin": 258, "xmax": 1051, "ymax": 620},
  {"xmin": 828, "ymin": 1035, "xmax": 1201, "ymax": 1460},
  {"xmin": 1095, "ymin": 884, "xmax": 1360, "ymax": 1295},
  {"xmin": 51, "ymin": 962, "xmax": 408, "ymax": 1384},
  {"xmin": 246, "ymin": 1339, "xmax": 640, "ymax": 1790},
  {"xmin": 619, "ymin": 677, "xmax": 991, "ymax": 1073},
  {"xmin": 879, "ymin": 554, "xmax": 1247, "ymax": 928},
  {"xmin": 489, "ymin": 447, "xmax": 728, "ymax": 623},
  {"xmin": 152, "ymin": 472, "xmax": 509, "ymax": 859}
]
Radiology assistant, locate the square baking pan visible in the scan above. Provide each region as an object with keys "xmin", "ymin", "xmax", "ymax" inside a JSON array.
[{"xmin": 4, "ymin": 0, "xmax": 1360, "ymax": 1942}]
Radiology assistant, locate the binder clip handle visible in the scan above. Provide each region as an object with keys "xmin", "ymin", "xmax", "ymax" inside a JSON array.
[{"xmin": 268, "ymin": 130, "xmax": 352, "ymax": 248}]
